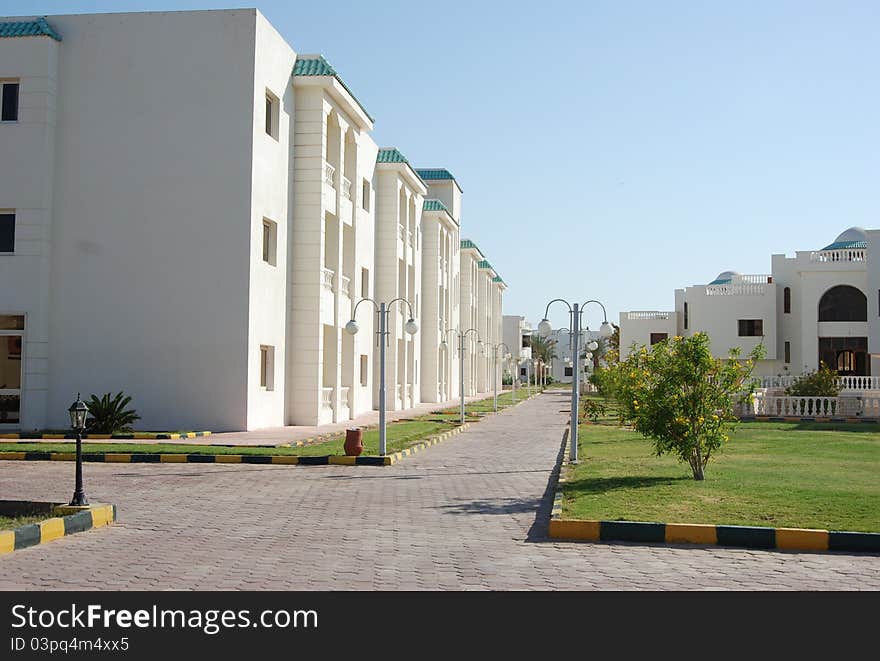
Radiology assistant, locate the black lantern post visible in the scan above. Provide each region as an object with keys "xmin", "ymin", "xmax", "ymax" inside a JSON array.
[{"xmin": 68, "ymin": 393, "xmax": 89, "ymax": 506}]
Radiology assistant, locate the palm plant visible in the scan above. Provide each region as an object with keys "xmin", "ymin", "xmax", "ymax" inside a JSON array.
[
  {"xmin": 85, "ymin": 391, "xmax": 141, "ymax": 434},
  {"xmin": 530, "ymin": 333, "xmax": 558, "ymax": 387}
]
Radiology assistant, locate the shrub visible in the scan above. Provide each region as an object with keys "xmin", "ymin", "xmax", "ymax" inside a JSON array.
[
  {"xmin": 785, "ymin": 363, "xmax": 841, "ymax": 397},
  {"xmin": 85, "ymin": 392, "xmax": 141, "ymax": 434},
  {"xmin": 582, "ymin": 399, "xmax": 607, "ymax": 423}
]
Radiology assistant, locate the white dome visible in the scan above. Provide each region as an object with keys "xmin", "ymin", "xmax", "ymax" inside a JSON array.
[{"xmin": 834, "ymin": 227, "xmax": 866, "ymax": 244}]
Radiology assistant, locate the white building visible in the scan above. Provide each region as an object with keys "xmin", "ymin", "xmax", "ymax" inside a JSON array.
[
  {"xmin": 0, "ymin": 9, "xmax": 507, "ymax": 432},
  {"xmin": 620, "ymin": 227, "xmax": 880, "ymax": 380},
  {"xmin": 373, "ymin": 148, "xmax": 426, "ymax": 411},
  {"xmin": 502, "ymin": 315, "xmax": 533, "ymax": 383},
  {"xmin": 548, "ymin": 329, "xmax": 601, "ymax": 383}
]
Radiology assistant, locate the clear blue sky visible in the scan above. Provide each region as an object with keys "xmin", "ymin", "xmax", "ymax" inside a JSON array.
[{"xmin": 4, "ymin": 1, "xmax": 879, "ymax": 330}]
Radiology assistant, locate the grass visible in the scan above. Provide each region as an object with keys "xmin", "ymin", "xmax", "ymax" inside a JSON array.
[
  {"xmin": 562, "ymin": 398, "xmax": 880, "ymax": 532},
  {"xmin": 0, "ymin": 392, "xmax": 527, "ymax": 458},
  {"xmin": 0, "ymin": 514, "xmax": 49, "ymax": 531}
]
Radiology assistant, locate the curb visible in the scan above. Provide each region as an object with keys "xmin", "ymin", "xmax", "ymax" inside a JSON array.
[
  {"xmin": 0, "ymin": 394, "xmax": 539, "ymax": 469},
  {"xmin": 547, "ymin": 426, "xmax": 880, "ymax": 554},
  {"xmin": 739, "ymin": 416, "xmax": 878, "ymax": 424},
  {"xmin": 0, "ymin": 502, "xmax": 117, "ymax": 556},
  {"xmin": 0, "ymin": 432, "xmax": 212, "ymax": 440}
]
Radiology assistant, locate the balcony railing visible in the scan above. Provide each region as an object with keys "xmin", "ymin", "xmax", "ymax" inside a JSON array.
[
  {"xmin": 324, "ymin": 162, "xmax": 336, "ymax": 188},
  {"xmin": 760, "ymin": 375, "xmax": 880, "ymax": 391},
  {"xmin": 340, "ymin": 275, "xmax": 351, "ymax": 297},
  {"xmin": 626, "ymin": 311, "xmax": 671, "ymax": 320},
  {"xmin": 341, "ymin": 176, "xmax": 353, "ymax": 201},
  {"xmin": 810, "ymin": 249, "xmax": 866, "ymax": 263},
  {"xmin": 398, "ymin": 225, "xmax": 405, "ymax": 242},
  {"xmin": 396, "ymin": 384, "xmax": 403, "ymax": 403},
  {"xmin": 340, "ymin": 386, "xmax": 350, "ymax": 407},
  {"xmin": 407, "ymin": 230, "xmax": 413, "ymax": 247},
  {"xmin": 322, "ymin": 267, "xmax": 334, "ymax": 291},
  {"xmin": 321, "ymin": 387, "xmax": 333, "ymax": 411},
  {"xmin": 705, "ymin": 284, "xmax": 767, "ymax": 296}
]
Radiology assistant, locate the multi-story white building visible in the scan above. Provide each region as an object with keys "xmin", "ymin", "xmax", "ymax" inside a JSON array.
[
  {"xmin": 0, "ymin": 9, "xmax": 507, "ymax": 432},
  {"xmin": 373, "ymin": 148, "xmax": 425, "ymax": 411},
  {"xmin": 620, "ymin": 227, "xmax": 880, "ymax": 380},
  {"xmin": 502, "ymin": 315, "xmax": 533, "ymax": 383}
]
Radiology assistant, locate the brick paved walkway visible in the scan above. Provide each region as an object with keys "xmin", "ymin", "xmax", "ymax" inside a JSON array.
[{"xmin": 0, "ymin": 391, "xmax": 877, "ymax": 590}]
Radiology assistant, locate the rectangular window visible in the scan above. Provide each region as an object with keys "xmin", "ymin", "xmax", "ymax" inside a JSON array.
[
  {"xmin": 265, "ymin": 90, "xmax": 279, "ymax": 139},
  {"xmin": 784, "ymin": 341, "xmax": 791, "ymax": 364},
  {"xmin": 683, "ymin": 302, "xmax": 688, "ymax": 330},
  {"xmin": 262, "ymin": 218, "xmax": 277, "ymax": 266},
  {"xmin": 564, "ymin": 367, "xmax": 573, "ymax": 377},
  {"xmin": 360, "ymin": 355, "xmax": 368, "ymax": 387},
  {"xmin": 0, "ymin": 315, "xmax": 24, "ymax": 425},
  {"xmin": 738, "ymin": 319, "xmax": 764, "ymax": 337},
  {"xmin": 1, "ymin": 82, "xmax": 19, "ymax": 122},
  {"xmin": 361, "ymin": 267, "xmax": 369, "ymax": 297},
  {"xmin": 362, "ymin": 179, "xmax": 371, "ymax": 211},
  {"xmin": 260, "ymin": 345, "xmax": 274, "ymax": 390},
  {"xmin": 0, "ymin": 212, "xmax": 13, "ymax": 252},
  {"xmin": 650, "ymin": 332, "xmax": 668, "ymax": 345}
]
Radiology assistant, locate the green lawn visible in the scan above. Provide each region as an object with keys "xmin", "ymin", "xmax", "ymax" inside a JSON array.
[{"xmin": 562, "ymin": 407, "xmax": 880, "ymax": 532}]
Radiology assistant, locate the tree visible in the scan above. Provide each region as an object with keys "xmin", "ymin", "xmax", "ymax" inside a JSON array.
[
  {"xmin": 86, "ymin": 391, "xmax": 141, "ymax": 434},
  {"xmin": 611, "ymin": 333, "xmax": 764, "ymax": 481},
  {"xmin": 785, "ymin": 363, "xmax": 841, "ymax": 397},
  {"xmin": 530, "ymin": 333, "xmax": 558, "ymax": 388}
]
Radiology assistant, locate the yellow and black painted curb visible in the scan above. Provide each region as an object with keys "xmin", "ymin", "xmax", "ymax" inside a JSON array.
[
  {"xmin": 0, "ymin": 431, "xmax": 212, "ymax": 440},
  {"xmin": 739, "ymin": 416, "xmax": 878, "ymax": 424},
  {"xmin": 0, "ymin": 502, "xmax": 116, "ymax": 556},
  {"xmin": 547, "ymin": 429, "xmax": 880, "ymax": 554}
]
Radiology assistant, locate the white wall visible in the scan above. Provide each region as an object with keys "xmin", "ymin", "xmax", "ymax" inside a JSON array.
[{"xmin": 45, "ymin": 10, "xmax": 259, "ymax": 431}]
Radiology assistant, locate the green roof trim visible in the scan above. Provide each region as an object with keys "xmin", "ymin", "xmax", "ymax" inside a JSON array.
[
  {"xmin": 821, "ymin": 240, "xmax": 867, "ymax": 250},
  {"xmin": 292, "ymin": 55, "xmax": 374, "ymax": 123},
  {"xmin": 416, "ymin": 169, "xmax": 456, "ymax": 181},
  {"xmin": 478, "ymin": 259, "xmax": 493, "ymax": 271},
  {"xmin": 423, "ymin": 199, "xmax": 449, "ymax": 213},
  {"xmin": 0, "ymin": 17, "xmax": 62, "ymax": 41},
  {"xmin": 492, "ymin": 275, "xmax": 505, "ymax": 285},
  {"xmin": 377, "ymin": 148, "xmax": 409, "ymax": 164},
  {"xmin": 460, "ymin": 239, "xmax": 480, "ymax": 252}
]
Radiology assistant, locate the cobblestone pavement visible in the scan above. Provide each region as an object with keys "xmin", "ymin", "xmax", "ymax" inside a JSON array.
[{"xmin": 1, "ymin": 392, "xmax": 878, "ymax": 590}]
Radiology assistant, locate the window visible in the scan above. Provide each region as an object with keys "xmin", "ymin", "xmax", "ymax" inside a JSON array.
[
  {"xmin": 564, "ymin": 367, "xmax": 573, "ymax": 377},
  {"xmin": 783, "ymin": 287, "xmax": 791, "ymax": 314},
  {"xmin": 360, "ymin": 355, "xmax": 368, "ymax": 387},
  {"xmin": 650, "ymin": 333, "xmax": 668, "ymax": 345},
  {"xmin": 837, "ymin": 350, "xmax": 855, "ymax": 373},
  {"xmin": 818, "ymin": 285, "xmax": 867, "ymax": 322},
  {"xmin": 683, "ymin": 302, "xmax": 688, "ymax": 330},
  {"xmin": 259, "ymin": 345, "xmax": 274, "ymax": 390},
  {"xmin": 784, "ymin": 341, "xmax": 791, "ymax": 364},
  {"xmin": 264, "ymin": 90, "xmax": 279, "ymax": 139},
  {"xmin": 0, "ymin": 315, "xmax": 24, "ymax": 424},
  {"xmin": 738, "ymin": 319, "xmax": 763, "ymax": 337},
  {"xmin": 262, "ymin": 219, "xmax": 277, "ymax": 266},
  {"xmin": 362, "ymin": 179, "xmax": 371, "ymax": 211},
  {"xmin": 361, "ymin": 267, "xmax": 369, "ymax": 297},
  {"xmin": 1, "ymin": 82, "xmax": 19, "ymax": 122},
  {"xmin": 0, "ymin": 212, "xmax": 13, "ymax": 252}
]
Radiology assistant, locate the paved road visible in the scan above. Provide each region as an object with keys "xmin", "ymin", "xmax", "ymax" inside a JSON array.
[{"xmin": 1, "ymin": 392, "xmax": 878, "ymax": 590}]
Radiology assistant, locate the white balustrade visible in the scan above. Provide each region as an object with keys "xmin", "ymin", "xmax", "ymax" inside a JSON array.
[
  {"xmin": 396, "ymin": 384, "xmax": 403, "ymax": 403},
  {"xmin": 740, "ymin": 395, "xmax": 880, "ymax": 417},
  {"xmin": 809, "ymin": 249, "xmax": 866, "ymax": 263},
  {"xmin": 626, "ymin": 311, "xmax": 671, "ymax": 320},
  {"xmin": 340, "ymin": 275, "xmax": 351, "ymax": 297},
  {"xmin": 321, "ymin": 387, "xmax": 333, "ymax": 411},
  {"xmin": 407, "ymin": 230, "xmax": 414, "ymax": 247},
  {"xmin": 341, "ymin": 176, "xmax": 353, "ymax": 200},
  {"xmin": 340, "ymin": 386, "xmax": 350, "ymax": 407},
  {"xmin": 322, "ymin": 267, "xmax": 334, "ymax": 291},
  {"xmin": 735, "ymin": 274, "xmax": 772, "ymax": 284},
  {"xmin": 760, "ymin": 375, "xmax": 880, "ymax": 391},
  {"xmin": 324, "ymin": 162, "xmax": 336, "ymax": 188},
  {"xmin": 705, "ymin": 284, "xmax": 767, "ymax": 296}
]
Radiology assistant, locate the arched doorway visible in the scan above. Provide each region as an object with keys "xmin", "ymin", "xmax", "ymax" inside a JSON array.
[{"xmin": 817, "ymin": 285, "xmax": 869, "ymax": 376}]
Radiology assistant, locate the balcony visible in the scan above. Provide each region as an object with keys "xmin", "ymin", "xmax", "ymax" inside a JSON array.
[
  {"xmin": 340, "ymin": 275, "xmax": 351, "ymax": 298},
  {"xmin": 322, "ymin": 267, "xmax": 335, "ymax": 291},
  {"xmin": 324, "ymin": 162, "xmax": 336, "ymax": 188},
  {"xmin": 341, "ymin": 176, "xmax": 353, "ymax": 201},
  {"xmin": 321, "ymin": 387, "xmax": 333, "ymax": 412},
  {"xmin": 810, "ymin": 248, "xmax": 866, "ymax": 264},
  {"xmin": 626, "ymin": 311, "xmax": 671, "ymax": 320},
  {"xmin": 705, "ymin": 284, "xmax": 767, "ymax": 296}
]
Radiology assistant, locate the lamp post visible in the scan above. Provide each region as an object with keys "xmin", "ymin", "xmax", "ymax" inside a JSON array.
[
  {"xmin": 538, "ymin": 299, "xmax": 612, "ymax": 463},
  {"xmin": 346, "ymin": 298, "xmax": 418, "ymax": 456},
  {"xmin": 441, "ymin": 327, "xmax": 481, "ymax": 425},
  {"xmin": 68, "ymin": 393, "xmax": 89, "ymax": 506},
  {"xmin": 491, "ymin": 343, "xmax": 511, "ymax": 412}
]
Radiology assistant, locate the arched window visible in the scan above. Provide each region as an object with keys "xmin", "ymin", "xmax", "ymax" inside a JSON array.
[
  {"xmin": 783, "ymin": 287, "xmax": 791, "ymax": 314},
  {"xmin": 818, "ymin": 285, "xmax": 867, "ymax": 322}
]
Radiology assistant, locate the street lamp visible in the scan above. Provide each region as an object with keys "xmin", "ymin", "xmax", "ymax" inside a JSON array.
[
  {"xmin": 346, "ymin": 297, "xmax": 418, "ymax": 456},
  {"xmin": 491, "ymin": 343, "xmax": 511, "ymax": 412},
  {"xmin": 441, "ymin": 327, "xmax": 481, "ymax": 425},
  {"xmin": 539, "ymin": 299, "xmax": 612, "ymax": 463},
  {"xmin": 67, "ymin": 393, "xmax": 89, "ymax": 506}
]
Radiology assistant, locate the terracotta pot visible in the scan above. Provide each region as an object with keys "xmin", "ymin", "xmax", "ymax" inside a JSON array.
[{"xmin": 344, "ymin": 428, "xmax": 364, "ymax": 456}]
